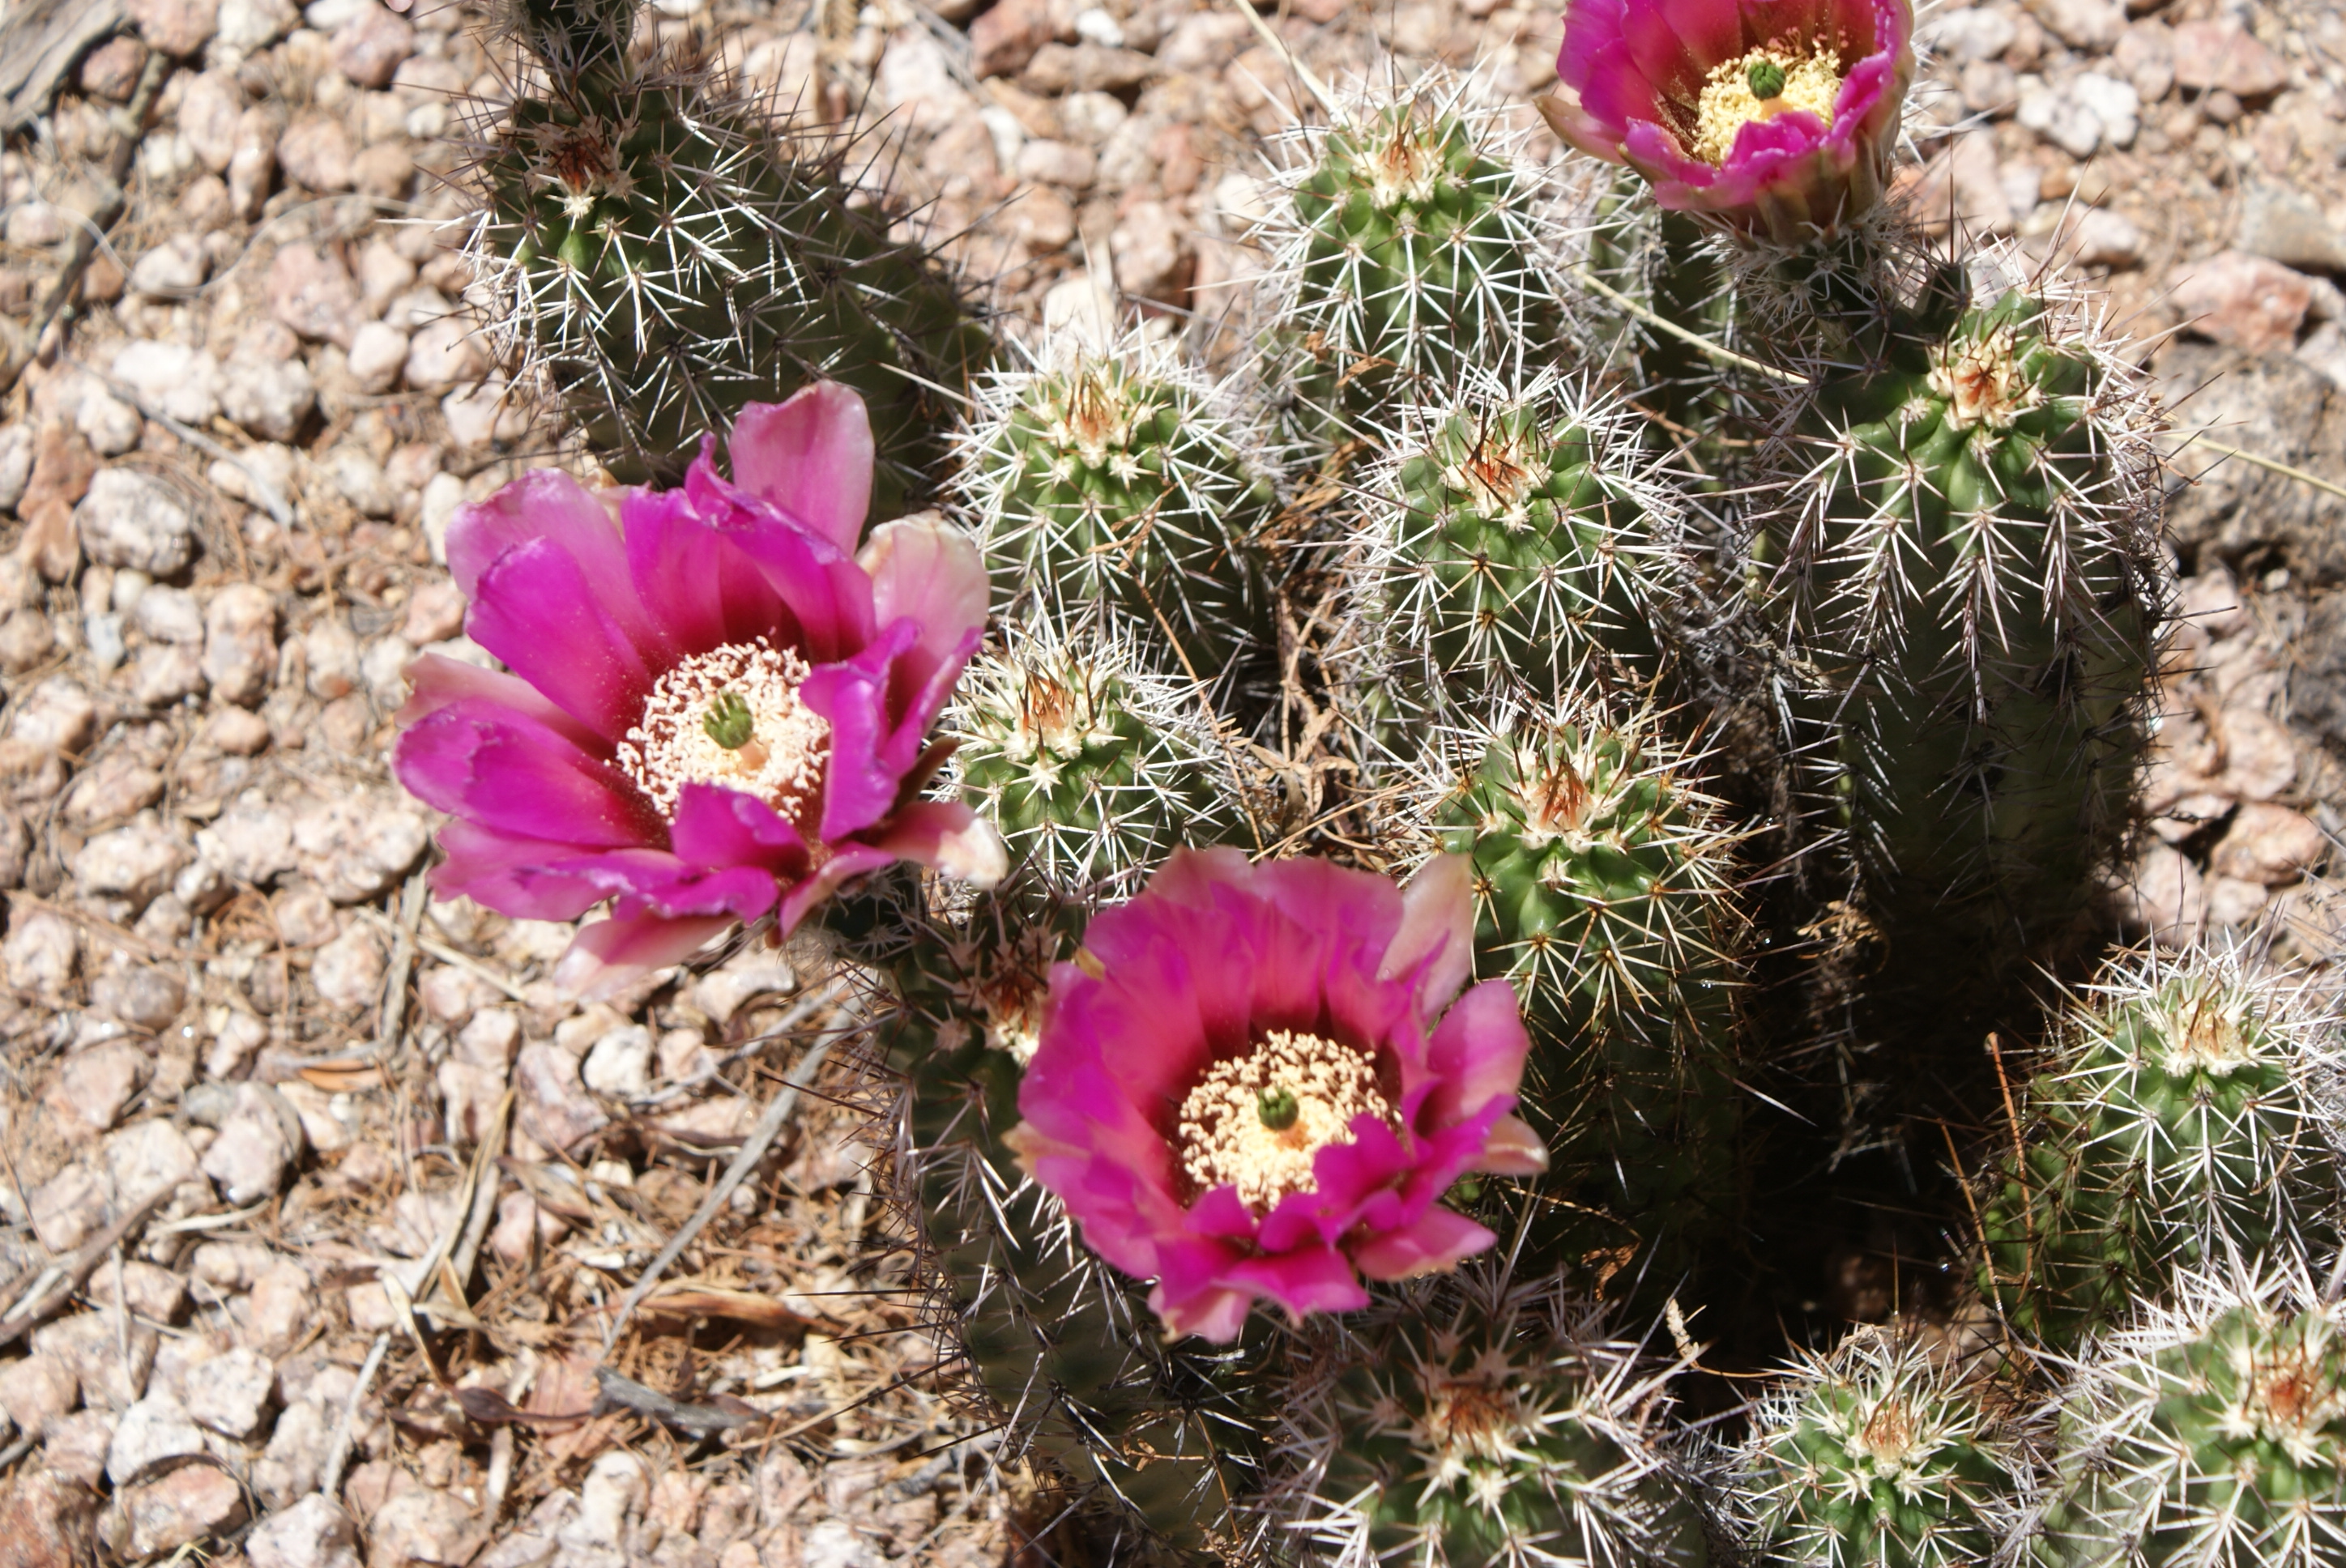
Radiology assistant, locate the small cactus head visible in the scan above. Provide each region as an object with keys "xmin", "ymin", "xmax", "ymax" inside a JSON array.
[
  {"xmin": 2037, "ymin": 1261, "xmax": 2346, "ymax": 1568},
  {"xmin": 1742, "ymin": 1327, "xmax": 2026, "ymax": 1568}
]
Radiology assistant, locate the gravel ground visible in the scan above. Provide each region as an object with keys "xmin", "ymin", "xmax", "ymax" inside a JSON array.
[{"xmin": 1, "ymin": 0, "xmax": 2344, "ymax": 1561}]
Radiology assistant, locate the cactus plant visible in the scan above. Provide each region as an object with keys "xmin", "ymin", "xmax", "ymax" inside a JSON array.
[
  {"xmin": 462, "ymin": 15, "xmax": 987, "ymax": 505},
  {"xmin": 948, "ymin": 623, "xmax": 1258, "ymax": 899},
  {"xmin": 1766, "ymin": 280, "xmax": 2167, "ymax": 978},
  {"xmin": 2029, "ymin": 1263, "xmax": 2346, "ymax": 1568},
  {"xmin": 1423, "ymin": 701, "xmax": 1749, "ymax": 1285},
  {"xmin": 1975, "ymin": 946, "xmax": 2341, "ymax": 1353},
  {"xmin": 958, "ymin": 334, "xmax": 1280, "ymax": 684},
  {"xmin": 1740, "ymin": 1327, "xmax": 2028, "ymax": 1568},
  {"xmin": 1358, "ymin": 368, "xmax": 1681, "ymax": 712},
  {"xmin": 1256, "ymin": 70, "xmax": 1569, "ymax": 434},
  {"xmin": 1278, "ymin": 1262, "xmax": 1711, "ymax": 1566}
]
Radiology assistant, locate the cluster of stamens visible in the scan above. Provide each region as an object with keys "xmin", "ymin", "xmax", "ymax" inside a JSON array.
[
  {"xmin": 1367, "ymin": 112, "xmax": 1447, "ymax": 208},
  {"xmin": 1444, "ymin": 418, "xmax": 1542, "ymax": 522},
  {"xmin": 1930, "ymin": 326, "xmax": 2044, "ymax": 433},
  {"xmin": 1691, "ymin": 44, "xmax": 1844, "ymax": 165},
  {"xmin": 617, "ymin": 639, "xmax": 830, "ymax": 823},
  {"xmin": 2155, "ymin": 981, "xmax": 2259, "ymax": 1079},
  {"xmin": 1177, "ymin": 1030, "xmax": 1397, "ymax": 1212},
  {"xmin": 2220, "ymin": 1315, "xmax": 2346, "ymax": 1466},
  {"xmin": 1042, "ymin": 364, "xmax": 1150, "ymax": 478}
]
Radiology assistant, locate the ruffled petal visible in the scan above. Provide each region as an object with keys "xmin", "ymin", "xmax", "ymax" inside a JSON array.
[
  {"xmin": 621, "ymin": 488, "xmax": 796, "ymax": 658},
  {"xmin": 866, "ymin": 799, "xmax": 1008, "ymax": 888},
  {"xmin": 1477, "ymin": 1114, "xmax": 1550, "ymax": 1177},
  {"xmin": 1421, "ymin": 979, "xmax": 1534, "ymax": 1131},
  {"xmin": 1350, "ymin": 1206, "xmax": 1496, "ymax": 1281},
  {"xmin": 553, "ymin": 911, "xmax": 736, "ymax": 1001},
  {"xmin": 800, "ymin": 620, "xmax": 925, "ymax": 842},
  {"xmin": 860, "ymin": 516, "xmax": 991, "ymax": 692},
  {"xmin": 466, "ymin": 537, "xmax": 658, "ymax": 744},
  {"xmin": 395, "ymin": 704, "xmax": 659, "ymax": 850},
  {"xmin": 728, "ymin": 383, "xmax": 874, "ymax": 556},
  {"xmin": 684, "ymin": 452, "xmax": 877, "ymax": 663},
  {"xmin": 1221, "ymin": 1246, "xmax": 1371, "ymax": 1320},
  {"xmin": 773, "ymin": 842, "xmax": 900, "ymax": 935},
  {"xmin": 1148, "ymin": 1280, "xmax": 1253, "ymax": 1344},
  {"xmin": 428, "ymin": 820, "xmax": 613, "ymax": 922},
  {"xmin": 1380, "ymin": 852, "xmax": 1475, "ymax": 1014},
  {"xmin": 668, "ymin": 783, "xmax": 813, "ymax": 872}
]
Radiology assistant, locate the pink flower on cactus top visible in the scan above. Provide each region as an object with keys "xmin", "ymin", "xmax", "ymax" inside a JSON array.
[
  {"xmin": 1544, "ymin": 0, "xmax": 1915, "ymax": 239},
  {"xmin": 392, "ymin": 383, "xmax": 1005, "ymax": 1000},
  {"xmin": 1008, "ymin": 849, "xmax": 1546, "ymax": 1342}
]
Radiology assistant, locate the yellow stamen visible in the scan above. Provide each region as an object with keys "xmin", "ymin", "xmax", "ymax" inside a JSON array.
[
  {"xmin": 1177, "ymin": 1030, "xmax": 1397, "ymax": 1213},
  {"xmin": 1691, "ymin": 45, "xmax": 1845, "ymax": 166}
]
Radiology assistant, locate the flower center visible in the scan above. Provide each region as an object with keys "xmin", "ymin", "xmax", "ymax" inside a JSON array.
[
  {"xmin": 1444, "ymin": 421, "xmax": 1541, "ymax": 520},
  {"xmin": 1367, "ymin": 115, "xmax": 1445, "ymax": 208},
  {"xmin": 617, "ymin": 639, "xmax": 830, "ymax": 824},
  {"xmin": 1691, "ymin": 45, "xmax": 1844, "ymax": 165},
  {"xmin": 1176, "ymin": 1029, "xmax": 1397, "ymax": 1213},
  {"xmin": 1929, "ymin": 326, "xmax": 2043, "ymax": 433}
]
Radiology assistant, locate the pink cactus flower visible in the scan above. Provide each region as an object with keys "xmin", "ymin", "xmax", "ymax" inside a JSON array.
[
  {"xmin": 1544, "ymin": 0, "xmax": 1916, "ymax": 241},
  {"xmin": 393, "ymin": 383, "xmax": 1005, "ymax": 1000},
  {"xmin": 1009, "ymin": 849, "xmax": 1546, "ymax": 1342}
]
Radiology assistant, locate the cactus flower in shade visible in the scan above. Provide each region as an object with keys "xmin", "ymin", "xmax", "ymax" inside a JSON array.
[
  {"xmin": 1008, "ymin": 848, "xmax": 1546, "ymax": 1342},
  {"xmin": 391, "ymin": 382, "xmax": 1006, "ymax": 999},
  {"xmin": 1542, "ymin": 0, "xmax": 1915, "ymax": 241}
]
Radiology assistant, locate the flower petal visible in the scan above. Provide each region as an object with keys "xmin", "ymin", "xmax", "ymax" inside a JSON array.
[
  {"xmin": 428, "ymin": 820, "xmax": 612, "ymax": 922},
  {"xmin": 395, "ymin": 653, "xmax": 603, "ymax": 752},
  {"xmin": 621, "ymin": 488, "xmax": 795, "ymax": 658},
  {"xmin": 554, "ymin": 911, "xmax": 736, "ymax": 1001},
  {"xmin": 800, "ymin": 620, "xmax": 926, "ymax": 842},
  {"xmin": 466, "ymin": 536, "xmax": 659, "ymax": 743},
  {"xmin": 668, "ymin": 782, "xmax": 812, "ymax": 871},
  {"xmin": 1422, "ymin": 979, "xmax": 1534, "ymax": 1131},
  {"xmin": 868, "ymin": 799, "xmax": 1008, "ymax": 888},
  {"xmin": 1380, "ymin": 852, "xmax": 1475, "ymax": 1011},
  {"xmin": 1350, "ymin": 1206, "xmax": 1496, "ymax": 1281},
  {"xmin": 1476, "ymin": 1113, "xmax": 1550, "ymax": 1177},
  {"xmin": 860, "ymin": 516, "xmax": 991, "ymax": 688},
  {"xmin": 728, "ymin": 383, "xmax": 874, "ymax": 556},
  {"xmin": 1148, "ymin": 1281, "xmax": 1253, "ymax": 1344},
  {"xmin": 395, "ymin": 704, "xmax": 659, "ymax": 850},
  {"xmin": 1222, "ymin": 1246, "xmax": 1371, "ymax": 1319}
]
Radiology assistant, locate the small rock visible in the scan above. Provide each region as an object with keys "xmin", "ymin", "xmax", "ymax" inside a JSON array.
[
  {"xmin": 218, "ymin": 354, "xmax": 316, "ymax": 441},
  {"xmin": 268, "ymin": 242, "xmax": 360, "ymax": 347},
  {"xmin": 122, "ymin": 1464, "xmax": 245, "ymax": 1557},
  {"xmin": 77, "ymin": 468, "xmax": 196, "ymax": 575},
  {"xmin": 0, "ymin": 1469, "xmax": 97, "ymax": 1568},
  {"xmin": 106, "ymin": 1393, "xmax": 208, "ymax": 1487},
  {"xmin": 130, "ymin": 0, "xmax": 221, "ymax": 54},
  {"xmin": 515, "ymin": 1042, "xmax": 610, "ymax": 1153},
  {"xmin": 582, "ymin": 1024, "xmax": 654, "ymax": 1097},
  {"xmin": 134, "ymin": 583, "xmax": 204, "ymax": 645},
  {"xmin": 110, "ymin": 339, "xmax": 221, "ymax": 427},
  {"xmin": 2300, "ymin": 322, "xmax": 2346, "ymax": 392},
  {"xmin": 1919, "ymin": 5, "xmax": 2016, "ymax": 59},
  {"xmin": 201, "ymin": 1083, "xmax": 301, "ymax": 1202},
  {"xmin": 2169, "ymin": 251, "xmax": 2314, "ymax": 355},
  {"xmin": 245, "ymin": 1493, "xmax": 363, "ymax": 1568},
  {"xmin": 367, "ymin": 1488, "xmax": 489, "ymax": 1567},
  {"xmin": 2237, "ymin": 184, "xmax": 2346, "ymax": 276},
  {"xmin": 181, "ymin": 1347, "xmax": 273, "ymax": 1437},
  {"xmin": 2017, "ymin": 79, "xmax": 2104, "ymax": 158},
  {"xmin": 292, "ymin": 793, "xmax": 430, "ymax": 902},
  {"xmin": 310, "ymin": 922, "xmax": 386, "ymax": 1012},
  {"xmin": 130, "ymin": 233, "xmax": 210, "ymax": 298},
  {"xmin": 75, "ymin": 813, "xmax": 194, "ymax": 907},
  {"xmin": 2071, "ymin": 72, "xmax": 2139, "ymax": 148},
  {"xmin": 105, "ymin": 1111, "xmax": 202, "ymax": 1207},
  {"xmin": 203, "ymin": 582, "xmax": 278, "ymax": 705},
  {"xmin": 214, "ymin": 0, "xmax": 298, "ymax": 57},
  {"xmin": 692, "ymin": 955, "xmax": 794, "ymax": 1025},
  {"xmin": 1022, "ymin": 40, "xmax": 1152, "ymax": 94},
  {"xmin": 46, "ymin": 1042, "xmax": 150, "ymax": 1139},
  {"xmin": 227, "ymin": 104, "xmax": 279, "ymax": 218},
  {"xmin": 276, "ymin": 114, "xmax": 355, "ymax": 192},
  {"xmin": 27, "ymin": 1164, "xmax": 113, "ymax": 1243},
  {"xmin": 0, "ymin": 1353, "xmax": 77, "ymax": 1440},
  {"xmin": 43, "ymin": 1408, "xmax": 117, "ymax": 1488},
  {"xmin": 0, "ymin": 607, "xmax": 53, "ymax": 672},
  {"xmin": 402, "ymin": 317, "xmax": 487, "ymax": 394},
  {"xmin": 2170, "ymin": 20, "xmax": 2286, "ymax": 98},
  {"xmin": 1110, "ymin": 199, "xmax": 1193, "ymax": 305},
  {"xmin": 2114, "ymin": 19, "xmax": 2173, "ymax": 102},
  {"xmin": 1903, "ymin": 131, "xmax": 2013, "ymax": 234},
  {"xmin": 96, "ymin": 1259, "xmax": 186, "ymax": 1323},
  {"xmin": 2, "ymin": 908, "xmax": 78, "ymax": 999},
  {"xmin": 971, "ymin": 0, "xmax": 1060, "ymax": 78},
  {"xmin": 876, "ymin": 28, "xmax": 975, "ymax": 134},
  {"xmin": 198, "ymin": 796, "xmax": 296, "ymax": 884},
  {"xmin": 0, "ymin": 422, "xmax": 34, "ymax": 511},
  {"xmin": 92, "ymin": 964, "xmax": 186, "ymax": 1029},
  {"xmin": 331, "ymin": 0, "xmax": 413, "ymax": 84},
  {"xmin": 2026, "ymin": 0, "xmax": 2121, "ymax": 49},
  {"xmin": 2116, "ymin": 839, "xmax": 2206, "ymax": 948},
  {"xmin": 328, "ymin": 448, "xmax": 395, "ymax": 517},
  {"xmin": 347, "ymin": 320, "xmax": 408, "ymax": 394},
  {"xmin": 245, "ymin": 1260, "xmax": 314, "ymax": 1355},
  {"xmin": 2210, "ymin": 802, "xmax": 2327, "ymax": 884},
  {"xmin": 79, "ymin": 35, "xmax": 146, "ymax": 97},
  {"xmin": 1014, "ymin": 138, "xmax": 1097, "ymax": 188},
  {"xmin": 401, "ymin": 579, "xmax": 466, "ymax": 644},
  {"xmin": 131, "ymin": 641, "xmax": 209, "ymax": 707}
]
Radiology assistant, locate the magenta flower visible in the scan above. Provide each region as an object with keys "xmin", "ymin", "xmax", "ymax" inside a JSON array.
[
  {"xmin": 393, "ymin": 383, "xmax": 1006, "ymax": 1000},
  {"xmin": 1544, "ymin": 0, "xmax": 1915, "ymax": 240},
  {"xmin": 1008, "ymin": 849, "xmax": 1546, "ymax": 1342}
]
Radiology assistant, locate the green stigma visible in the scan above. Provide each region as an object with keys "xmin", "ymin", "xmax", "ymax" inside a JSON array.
[
  {"xmin": 1256, "ymin": 1086, "xmax": 1300, "ymax": 1131},
  {"xmin": 1747, "ymin": 58, "xmax": 1787, "ymax": 100},
  {"xmin": 703, "ymin": 691, "xmax": 756, "ymax": 750}
]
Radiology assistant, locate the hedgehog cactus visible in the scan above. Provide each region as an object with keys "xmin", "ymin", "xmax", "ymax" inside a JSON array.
[
  {"xmin": 961, "ymin": 337, "xmax": 1278, "ymax": 683},
  {"xmin": 1427, "ymin": 704, "xmax": 1747, "ymax": 1282},
  {"xmin": 949, "ymin": 625, "xmax": 1256, "ymax": 898},
  {"xmin": 1281, "ymin": 1264, "xmax": 1710, "ymax": 1567},
  {"xmin": 1260, "ymin": 74, "xmax": 1568, "ymax": 433},
  {"xmin": 1976, "ymin": 947, "xmax": 2340, "ymax": 1353},
  {"xmin": 1362, "ymin": 369, "xmax": 1678, "ymax": 710},
  {"xmin": 2031, "ymin": 1264, "xmax": 2346, "ymax": 1568},
  {"xmin": 1742, "ymin": 1328, "xmax": 2028, "ymax": 1568},
  {"xmin": 463, "ymin": 30, "xmax": 987, "ymax": 503},
  {"xmin": 1770, "ymin": 282, "xmax": 2166, "ymax": 976}
]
